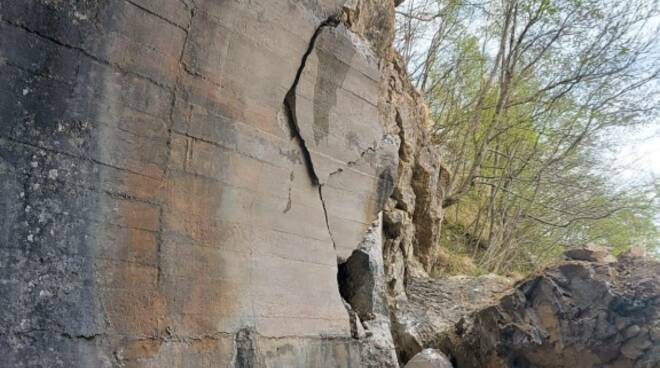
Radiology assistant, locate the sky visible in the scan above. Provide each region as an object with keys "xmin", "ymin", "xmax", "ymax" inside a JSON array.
[
  {"xmin": 615, "ymin": 126, "xmax": 660, "ymax": 181},
  {"xmin": 616, "ymin": 10, "xmax": 660, "ymax": 183}
]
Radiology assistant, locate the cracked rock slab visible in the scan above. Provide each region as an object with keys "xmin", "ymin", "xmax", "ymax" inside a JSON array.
[
  {"xmin": 290, "ymin": 21, "xmax": 398, "ymax": 260},
  {"xmin": 293, "ymin": 23, "xmax": 385, "ymax": 184}
]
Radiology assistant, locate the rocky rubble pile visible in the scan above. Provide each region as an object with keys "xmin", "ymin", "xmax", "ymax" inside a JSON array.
[{"xmin": 439, "ymin": 250, "xmax": 660, "ymax": 368}]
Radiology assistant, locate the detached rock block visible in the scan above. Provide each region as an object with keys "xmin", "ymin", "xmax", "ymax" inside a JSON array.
[{"xmin": 404, "ymin": 349, "xmax": 453, "ymax": 368}]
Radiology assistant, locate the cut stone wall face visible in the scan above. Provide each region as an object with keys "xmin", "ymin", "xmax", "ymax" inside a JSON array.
[{"xmin": 0, "ymin": 0, "xmax": 409, "ymax": 366}]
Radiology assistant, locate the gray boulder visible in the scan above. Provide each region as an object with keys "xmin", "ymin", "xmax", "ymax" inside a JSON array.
[
  {"xmin": 442, "ymin": 255, "xmax": 660, "ymax": 368},
  {"xmin": 404, "ymin": 349, "xmax": 453, "ymax": 368}
]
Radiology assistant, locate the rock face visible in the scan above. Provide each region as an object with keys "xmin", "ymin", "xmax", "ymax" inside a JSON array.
[
  {"xmin": 338, "ymin": 214, "xmax": 400, "ymax": 367},
  {"xmin": 2, "ymin": 2, "xmax": 659, "ymax": 368},
  {"xmin": 380, "ymin": 53, "xmax": 450, "ymax": 300},
  {"xmin": 442, "ymin": 255, "xmax": 660, "ymax": 368},
  {"xmin": 0, "ymin": 0, "xmax": 409, "ymax": 366},
  {"xmin": 394, "ymin": 275, "xmax": 513, "ymax": 362}
]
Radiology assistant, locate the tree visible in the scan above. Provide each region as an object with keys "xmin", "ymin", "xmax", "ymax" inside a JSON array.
[{"xmin": 397, "ymin": 0, "xmax": 660, "ymax": 271}]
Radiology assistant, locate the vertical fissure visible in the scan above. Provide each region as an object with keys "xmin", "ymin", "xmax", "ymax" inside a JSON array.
[
  {"xmin": 319, "ymin": 185, "xmax": 338, "ymax": 249},
  {"xmin": 283, "ymin": 15, "xmax": 340, "ymax": 185},
  {"xmin": 282, "ymin": 15, "xmax": 341, "ymax": 247}
]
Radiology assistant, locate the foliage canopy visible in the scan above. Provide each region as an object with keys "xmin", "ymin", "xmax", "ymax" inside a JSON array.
[{"xmin": 396, "ymin": 0, "xmax": 660, "ymax": 273}]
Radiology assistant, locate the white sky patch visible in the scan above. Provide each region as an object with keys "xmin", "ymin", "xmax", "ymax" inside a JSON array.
[{"xmin": 611, "ymin": 125, "xmax": 660, "ymax": 182}]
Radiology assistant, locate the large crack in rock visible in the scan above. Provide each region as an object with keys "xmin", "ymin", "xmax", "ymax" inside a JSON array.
[
  {"xmin": 290, "ymin": 21, "xmax": 383, "ymax": 186},
  {"xmin": 319, "ymin": 185, "xmax": 339, "ymax": 249},
  {"xmin": 283, "ymin": 6, "xmax": 400, "ymax": 263},
  {"xmin": 279, "ymin": 5, "xmax": 407, "ymax": 366},
  {"xmin": 283, "ymin": 16, "xmax": 341, "ymax": 186},
  {"xmin": 282, "ymin": 15, "xmax": 342, "ymax": 250},
  {"xmin": 0, "ymin": 0, "xmax": 449, "ymax": 366}
]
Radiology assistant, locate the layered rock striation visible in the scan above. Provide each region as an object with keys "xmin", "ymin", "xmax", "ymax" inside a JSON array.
[
  {"xmin": 0, "ymin": 0, "xmax": 447, "ymax": 366},
  {"xmin": 2, "ymin": 2, "xmax": 659, "ymax": 368}
]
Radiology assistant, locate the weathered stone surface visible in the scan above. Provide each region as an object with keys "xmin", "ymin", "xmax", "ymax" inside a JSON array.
[
  {"xmin": 291, "ymin": 18, "xmax": 399, "ymax": 260},
  {"xmin": 0, "ymin": 0, "xmax": 404, "ymax": 366},
  {"xmin": 342, "ymin": 0, "xmax": 397, "ymax": 58},
  {"xmin": 442, "ymin": 255, "xmax": 660, "ymax": 368},
  {"xmin": 294, "ymin": 23, "xmax": 382, "ymax": 183},
  {"xmin": 339, "ymin": 214, "xmax": 399, "ymax": 367},
  {"xmin": 340, "ymin": 0, "xmax": 451, "ymax": 304},
  {"xmin": 404, "ymin": 349, "xmax": 453, "ymax": 368},
  {"xmin": 379, "ymin": 52, "xmax": 450, "ymax": 301},
  {"xmin": 393, "ymin": 274, "xmax": 513, "ymax": 362},
  {"xmin": 358, "ymin": 43, "xmax": 453, "ymax": 364},
  {"xmin": 5, "ymin": 1, "xmax": 659, "ymax": 368}
]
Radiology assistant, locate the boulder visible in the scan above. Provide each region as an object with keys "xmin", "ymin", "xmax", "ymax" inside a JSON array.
[
  {"xmin": 442, "ymin": 255, "xmax": 660, "ymax": 368},
  {"xmin": 404, "ymin": 349, "xmax": 453, "ymax": 368}
]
